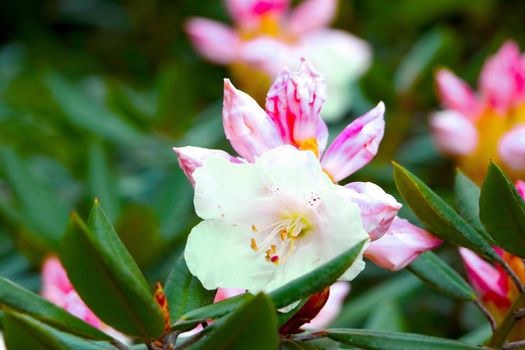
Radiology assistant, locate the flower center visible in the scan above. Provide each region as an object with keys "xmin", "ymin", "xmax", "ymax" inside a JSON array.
[
  {"xmin": 250, "ymin": 215, "xmax": 310, "ymax": 265},
  {"xmin": 297, "ymin": 138, "xmax": 319, "ymax": 158}
]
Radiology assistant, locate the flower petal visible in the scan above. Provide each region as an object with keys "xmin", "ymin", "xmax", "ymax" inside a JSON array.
[
  {"xmin": 435, "ymin": 69, "xmax": 479, "ymax": 118},
  {"xmin": 63, "ymin": 292, "xmax": 101, "ymax": 328},
  {"xmin": 173, "ymin": 146, "xmax": 239, "ymax": 186},
  {"xmin": 265, "ymin": 59, "xmax": 329, "ymax": 154},
  {"xmin": 214, "ymin": 288, "xmax": 246, "ymax": 302},
  {"xmin": 430, "ymin": 110, "xmax": 478, "ymax": 156},
  {"xmin": 223, "ymin": 79, "xmax": 284, "ymax": 162},
  {"xmin": 41, "ymin": 256, "xmax": 73, "ymax": 301},
  {"xmin": 185, "ymin": 18, "xmax": 240, "ymax": 64},
  {"xmin": 498, "ymin": 125, "xmax": 525, "ymax": 171},
  {"xmin": 287, "ymin": 0, "xmax": 337, "ymax": 35},
  {"xmin": 225, "ymin": 0, "xmax": 290, "ymax": 29},
  {"xmin": 340, "ymin": 182, "xmax": 402, "ymax": 241},
  {"xmin": 321, "ymin": 102, "xmax": 385, "ymax": 181},
  {"xmin": 365, "ymin": 217, "xmax": 442, "ymax": 271},
  {"xmin": 516, "ymin": 180, "xmax": 525, "ymax": 199},
  {"xmin": 479, "ymin": 40, "xmax": 524, "ymax": 114},
  {"xmin": 304, "ymin": 282, "xmax": 349, "ymax": 330},
  {"xmin": 459, "ymin": 248, "xmax": 511, "ymax": 308},
  {"xmin": 238, "ymin": 37, "xmax": 296, "ymax": 77}
]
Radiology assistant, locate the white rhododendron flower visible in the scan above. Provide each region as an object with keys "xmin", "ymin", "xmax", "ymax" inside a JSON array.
[{"xmin": 184, "ymin": 145, "xmax": 370, "ymax": 292}]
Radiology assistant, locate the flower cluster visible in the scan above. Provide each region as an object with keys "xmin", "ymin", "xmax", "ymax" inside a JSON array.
[
  {"xmin": 431, "ymin": 41, "xmax": 525, "ymax": 182},
  {"xmin": 175, "ymin": 60, "xmax": 441, "ymax": 296},
  {"xmin": 185, "ymin": 0, "xmax": 371, "ymax": 120}
]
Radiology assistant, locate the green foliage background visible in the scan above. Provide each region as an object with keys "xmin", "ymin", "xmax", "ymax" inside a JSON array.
[{"xmin": 0, "ymin": 0, "xmax": 523, "ymax": 342}]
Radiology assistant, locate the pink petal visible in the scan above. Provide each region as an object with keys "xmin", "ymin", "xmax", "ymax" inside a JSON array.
[
  {"xmin": 479, "ymin": 41, "xmax": 524, "ymax": 114},
  {"xmin": 214, "ymin": 288, "xmax": 246, "ymax": 302},
  {"xmin": 498, "ymin": 125, "xmax": 525, "ymax": 171},
  {"xmin": 304, "ymin": 282, "xmax": 349, "ymax": 330},
  {"xmin": 339, "ymin": 182, "xmax": 402, "ymax": 241},
  {"xmin": 41, "ymin": 256, "xmax": 73, "ymax": 300},
  {"xmin": 185, "ymin": 18, "xmax": 240, "ymax": 64},
  {"xmin": 516, "ymin": 180, "xmax": 525, "ymax": 199},
  {"xmin": 430, "ymin": 110, "xmax": 478, "ymax": 156},
  {"xmin": 225, "ymin": 0, "xmax": 290, "ymax": 29},
  {"xmin": 321, "ymin": 102, "xmax": 385, "ymax": 181},
  {"xmin": 365, "ymin": 217, "xmax": 442, "ymax": 271},
  {"xmin": 173, "ymin": 146, "xmax": 240, "ymax": 186},
  {"xmin": 238, "ymin": 37, "xmax": 297, "ymax": 77},
  {"xmin": 459, "ymin": 248, "xmax": 510, "ymax": 308},
  {"xmin": 435, "ymin": 69, "xmax": 479, "ymax": 119},
  {"xmin": 223, "ymin": 79, "xmax": 284, "ymax": 162},
  {"xmin": 265, "ymin": 59, "xmax": 328, "ymax": 154},
  {"xmin": 63, "ymin": 292, "xmax": 101, "ymax": 329},
  {"xmin": 287, "ymin": 0, "xmax": 337, "ymax": 35}
]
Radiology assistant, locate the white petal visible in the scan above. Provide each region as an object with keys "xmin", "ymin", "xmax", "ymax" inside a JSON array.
[{"xmin": 430, "ymin": 110, "xmax": 478, "ymax": 155}]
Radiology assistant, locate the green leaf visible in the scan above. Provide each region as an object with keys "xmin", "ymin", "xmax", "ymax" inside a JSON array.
[
  {"xmin": 393, "ymin": 163, "xmax": 500, "ymax": 262},
  {"xmin": 365, "ymin": 301, "xmax": 405, "ymax": 332},
  {"xmin": 164, "ymin": 254, "xmax": 215, "ymax": 322},
  {"xmin": 269, "ymin": 240, "xmax": 368, "ymax": 309},
  {"xmin": 479, "ymin": 162, "xmax": 525, "ymax": 257},
  {"xmin": 60, "ymin": 200, "xmax": 165, "ymax": 339},
  {"xmin": 0, "ymin": 277, "xmax": 110, "ymax": 340},
  {"xmin": 179, "ymin": 294, "xmax": 251, "ymax": 328},
  {"xmin": 454, "ymin": 170, "xmax": 492, "ymax": 241},
  {"xmin": 408, "ymin": 251, "xmax": 476, "ymax": 301},
  {"xmin": 280, "ymin": 340, "xmax": 324, "ymax": 350},
  {"xmin": 3, "ymin": 309, "xmax": 115, "ymax": 350},
  {"xmin": 188, "ymin": 293, "xmax": 279, "ymax": 350},
  {"xmin": 327, "ymin": 329, "xmax": 488, "ymax": 350},
  {"xmin": 459, "ymin": 324, "xmax": 492, "ymax": 345}
]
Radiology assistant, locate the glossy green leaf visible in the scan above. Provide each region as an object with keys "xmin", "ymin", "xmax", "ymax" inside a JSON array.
[
  {"xmin": 3, "ymin": 309, "xmax": 115, "ymax": 350},
  {"xmin": 408, "ymin": 251, "xmax": 476, "ymax": 301},
  {"xmin": 365, "ymin": 301, "xmax": 405, "ymax": 332},
  {"xmin": 164, "ymin": 254, "xmax": 215, "ymax": 322},
  {"xmin": 280, "ymin": 340, "xmax": 323, "ymax": 350},
  {"xmin": 189, "ymin": 293, "xmax": 279, "ymax": 350},
  {"xmin": 0, "ymin": 277, "xmax": 109, "ymax": 340},
  {"xmin": 479, "ymin": 162, "xmax": 525, "ymax": 257},
  {"xmin": 179, "ymin": 294, "xmax": 251, "ymax": 327},
  {"xmin": 454, "ymin": 170, "xmax": 492, "ymax": 241},
  {"xmin": 327, "ymin": 329, "xmax": 488, "ymax": 350},
  {"xmin": 393, "ymin": 163, "xmax": 499, "ymax": 262},
  {"xmin": 60, "ymin": 200, "xmax": 165, "ymax": 339},
  {"xmin": 269, "ymin": 240, "xmax": 368, "ymax": 309}
]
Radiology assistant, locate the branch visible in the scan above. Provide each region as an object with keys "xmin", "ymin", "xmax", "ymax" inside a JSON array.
[
  {"xmin": 499, "ymin": 260, "xmax": 525, "ymax": 293},
  {"xmin": 503, "ymin": 340, "xmax": 525, "ymax": 350},
  {"xmin": 474, "ymin": 300, "xmax": 497, "ymax": 331},
  {"xmin": 489, "ymin": 292, "xmax": 525, "ymax": 347}
]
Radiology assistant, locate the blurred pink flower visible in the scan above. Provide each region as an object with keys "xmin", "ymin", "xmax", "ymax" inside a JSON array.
[
  {"xmin": 431, "ymin": 40, "xmax": 525, "ymax": 182},
  {"xmin": 185, "ymin": 0, "xmax": 371, "ymax": 121},
  {"xmin": 174, "ymin": 60, "xmax": 440, "ymax": 273}
]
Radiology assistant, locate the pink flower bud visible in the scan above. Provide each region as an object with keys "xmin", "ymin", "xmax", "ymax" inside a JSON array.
[
  {"xmin": 516, "ymin": 180, "xmax": 525, "ymax": 199},
  {"xmin": 321, "ymin": 102, "xmax": 385, "ymax": 181},
  {"xmin": 340, "ymin": 182, "xmax": 402, "ymax": 241},
  {"xmin": 223, "ymin": 79, "xmax": 284, "ymax": 162},
  {"xmin": 430, "ymin": 110, "xmax": 478, "ymax": 156},
  {"xmin": 185, "ymin": 18, "xmax": 240, "ymax": 64},
  {"xmin": 435, "ymin": 69, "xmax": 479, "ymax": 118},
  {"xmin": 498, "ymin": 125, "xmax": 525, "ymax": 171},
  {"xmin": 265, "ymin": 59, "xmax": 328, "ymax": 155},
  {"xmin": 304, "ymin": 282, "xmax": 350, "ymax": 330},
  {"xmin": 173, "ymin": 146, "xmax": 240, "ymax": 186},
  {"xmin": 225, "ymin": 0, "xmax": 290, "ymax": 29},
  {"xmin": 365, "ymin": 217, "xmax": 442, "ymax": 271},
  {"xmin": 288, "ymin": 0, "xmax": 337, "ymax": 35}
]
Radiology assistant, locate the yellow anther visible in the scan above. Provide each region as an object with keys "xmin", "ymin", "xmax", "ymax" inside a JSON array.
[
  {"xmin": 297, "ymin": 138, "xmax": 319, "ymax": 158},
  {"xmin": 250, "ymin": 238, "xmax": 258, "ymax": 251},
  {"xmin": 251, "ymin": 224, "xmax": 257, "ymax": 232}
]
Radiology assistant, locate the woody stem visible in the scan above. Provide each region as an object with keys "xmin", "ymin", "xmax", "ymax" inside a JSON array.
[{"xmin": 488, "ymin": 291, "xmax": 525, "ymax": 347}]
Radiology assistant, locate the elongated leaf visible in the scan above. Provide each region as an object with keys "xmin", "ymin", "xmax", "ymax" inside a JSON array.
[
  {"xmin": 393, "ymin": 163, "xmax": 499, "ymax": 262},
  {"xmin": 454, "ymin": 170, "xmax": 491, "ymax": 241},
  {"xmin": 189, "ymin": 293, "xmax": 278, "ymax": 350},
  {"xmin": 164, "ymin": 255, "xmax": 215, "ymax": 322},
  {"xmin": 327, "ymin": 329, "xmax": 488, "ymax": 350},
  {"xmin": 365, "ymin": 301, "xmax": 405, "ymax": 332},
  {"xmin": 3, "ymin": 309, "xmax": 115, "ymax": 350},
  {"xmin": 280, "ymin": 340, "xmax": 323, "ymax": 350},
  {"xmin": 269, "ymin": 240, "xmax": 368, "ymax": 308},
  {"xmin": 0, "ymin": 277, "xmax": 109, "ymax": 340},
  {"xmin": 179, "ymin": 294, "xmax": 251, "ymax": 326},
  {"xmin": 60, "ymin": 200, "xmax": 165, "ymax": 339},
  {"xmin": 408, "ymin": 252, "xmax": 476, "ymax": 301},
  {"xmin": 479, "ymin": 162, "xmax": 525, "ymax": 257}
]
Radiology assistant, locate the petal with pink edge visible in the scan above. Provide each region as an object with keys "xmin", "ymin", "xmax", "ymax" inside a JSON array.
[
  {"xmin": 223, "ymin": 79, "xmax": 284, "ymax": 162},
  {"xmin": 185, "ymin": 18, "xmax": 240, "ymax": 64},
  {"xmin": 288, "ymin": 0, "xmax": 337, "ymax": 35},
  {"xmin": 304, "ymin": 282, "xmax": 350, "ymax": 330},
  {"xmin": 430, "ymin": 110, "xmax": 478, "ymax": 156},
  {"xmin": 365, "ymin": 217, "xmax": 442, "ymax": 271},
  {"xmin": 225, "ymin": 0, "xmax": 290, "ymax": 29},
  {"xmin": 435, "ymin": 69, "xmax": 479, "ymax": 119},
  {"xmin": 516, "ymin": 180, "xmax": 525, "ymax": 199},
  {"xmin": 498, "ymin": 125, "xmax": 525, "ymax": 171},
  {"xmin": 41, "ymin": 256, "xmax": 73, "ymax": 302},
  {"xmin": 321, "ymin": 102, "xmax": 384, "ymax": 181}
]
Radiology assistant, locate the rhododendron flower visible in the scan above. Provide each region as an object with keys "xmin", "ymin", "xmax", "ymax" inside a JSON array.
[
  {"xmin": 175, "ymin": 60, "xmax": 441, "ymax": 275},
  {"xmin": 459, "ymin": 182, "xmax": 525, "ymax": 340},
  {"xmin": 431, "ymin": 41, "xmax": 525, "ymax": 182},
  {"xmin": 41, "ymin": 257, "xmax": 126, "ymax": 341},
  {"xmin": 185, "ymin": 145, "xmax": 370, "ymax": 291},
  {"xmin": 185, "ymin": 0, "xmax": 371, "ymax": 121}
]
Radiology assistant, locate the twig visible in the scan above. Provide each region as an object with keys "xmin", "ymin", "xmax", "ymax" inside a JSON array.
[
  {"xmin": 292, "ymin": 331, "xmax": 328, "ymax": 342},
  {"xmin": 503, "ymin": 340, "xmax": 525, "ymax": 350},
  {"xmin": 174, "ymin": 331, "xmax": 208, "ymax": 350},
  {"xmin": 500, "ymin": 260, "xmax": 525, "ymax": 293},
  {"xmin": 514, "ymin": 308, "xmax": 525, "ymax": 320},
  {"xmin": 474, "ymin": 300, "xmax": 497, "ymax": 331},
  {"xmin": 489, "ymin": 292, "xmax": 525, "ymax": 347},
  {"xmin": 110, "ymin": 339, "xmax": 131, "ymax": 350}
]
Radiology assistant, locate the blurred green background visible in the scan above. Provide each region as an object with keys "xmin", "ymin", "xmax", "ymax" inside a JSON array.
[{"xmin": 0, "ymin": 0, "xmax": 523, "ymax": 342}]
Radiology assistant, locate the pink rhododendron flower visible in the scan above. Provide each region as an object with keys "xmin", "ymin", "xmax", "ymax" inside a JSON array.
[
  {"xmin": 185, "ymin": 0, "xmax": 371, "ymax": 121},
  {"xmin": 175, "ymin": 60, "xmax": 441, "ymax": 276},
  {"xmin": 431, "ymin": 40, "xmax": 525, "ymax": 182}
]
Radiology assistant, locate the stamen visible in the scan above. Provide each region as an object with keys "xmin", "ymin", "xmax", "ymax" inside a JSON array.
[
  {"xmin": 250, "ymin": 238, "xmax": 258, "ymax": 251},
  {"xmin": 270, "ymin": 255, "xmax": 279, "ymax": 264},
  {"xmin": 251, "ymin": 224, "xmax": 257, "ymax": 232},
  {"xmin": 280, "ymin": 229, "xmax": 287, "ymax": 241}
]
